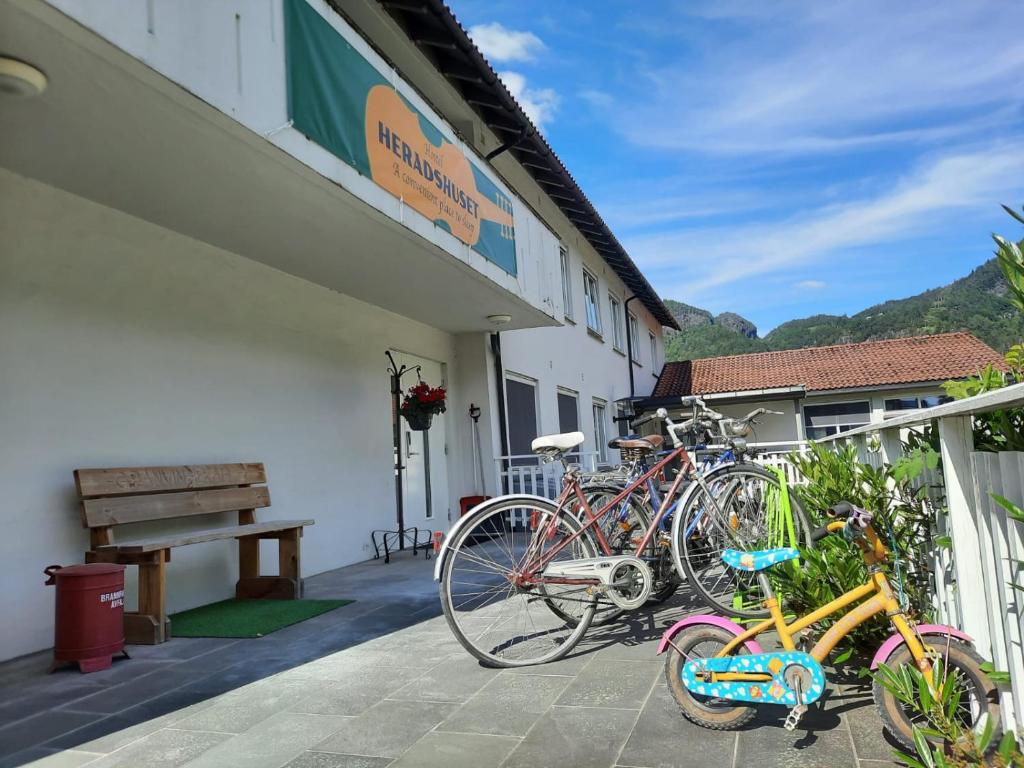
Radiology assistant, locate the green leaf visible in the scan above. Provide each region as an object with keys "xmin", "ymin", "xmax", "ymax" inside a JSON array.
[
  {"xmin": 833, "ymin": 648, "xmax": 854, "ymax": 664},
  {"xmin": 933, "ymin": 535, "xmax": 952, "ymax": 549},
  {"xmin": 912, "ymin": 727, "xmax": 936, "ymax": 768},
  {"xmin": 997, "ymin": 729, "xmax": 1018, "ymax": 761},
  {"xmin": 992, "ymin": 493, "xmax": 1024, "ymax": 523},
  {"xmin": 976, "ymin": 711, "xmax": 994, "ymax": 751},
  {"xmin": 1003, "ymin": 203, "xmax": 1024, "ymax": 225},
  {"xmin": 894, "ymin": 750, "xmax": 926, "ymax": 768}
]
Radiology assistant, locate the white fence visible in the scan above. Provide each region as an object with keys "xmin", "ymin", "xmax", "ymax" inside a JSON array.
[
  {"xmin": 823, "ymin": 382, "xmax": 1024, "ymax": 732},
  {"xmin": 494, "ymin": 452, "xmax": 600, "ymax": 500},
  {"xmin": 749, "ymin": 441, "xmax": 809, "ymax": 486}
]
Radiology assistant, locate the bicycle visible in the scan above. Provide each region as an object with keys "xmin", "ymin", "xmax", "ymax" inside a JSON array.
[
  {"xmin": 434, "ymin": 401, "xmax": 810, "ymax": 667},
  {"xmin": 659, "ymin": 501, "xmax": 999, "ymax": 752}
]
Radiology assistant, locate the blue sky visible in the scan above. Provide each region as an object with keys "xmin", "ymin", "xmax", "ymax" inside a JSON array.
[{"xmin": 451, "ymin": 0, "xmax": 1024, "ymax": 333}]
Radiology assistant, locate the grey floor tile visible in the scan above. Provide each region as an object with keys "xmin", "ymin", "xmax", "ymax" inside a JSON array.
[
  {"xmin": 845, "ymin": 696, "xmax": 903, "ymax": 763},
  {"xmin": 284, "ymin": 668, "xmax": 426, "ymax": 717},
  {"xmin": 0, "ymin": 747, "xmax": 103, "ymax": 768},
  {"xmin": 555, "ymin": 659, "xmax": 661, "ymax": 710},
  {"xmin": 389, "ymin": 731, "xmax": 519, "ymax": 768},
  {"xmin": 386, "ymin": 657, "xmax": 496, "ymax": 704},
  {"xmin": 502, "ymin": 652, "xmax": 594, "ymax": 677},
  {"xmin": 180, "ymin": 712, "xmax": 349, "ymax": 768},
  {"xmin": 172, "ymin": 677, "xmax": 308, "ymax": 733},
  {"xmin": 734, "ymin": 714, "xmax": 857, "ymax": 768},
  {"xmin": 314, "ymin": 700, "xmax": 458, "ymax": 759},
  {"xmin": 618, "ymin": 682, "xmax": 737, "ymax": 768},
  {"xmin": 282, "ymin": 753, "xmax": 392, "ymax": 768},
  {"xmin": 501, "ymin": 705, "xmax": 637, "ymax": 768},
  {"xmin": 0, "ymin": 710, "xmax": 104, "ymax": 757},
  {"xmin": 81, "ymin": 728, "xmax": 230, "ymax": 768},
  {"xmin": 44, "ymin": 712, "xmax": 166, "ymax": 753},
  {"xmin": 437, "ymin": 673, "xmax": 571, "ymax": 737}
]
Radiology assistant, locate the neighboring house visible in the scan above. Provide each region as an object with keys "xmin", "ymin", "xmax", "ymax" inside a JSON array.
[
  {"xmin": 0, "ymin": 0, "xmax": 673, "ymax": 659},
  {"xmin": 646, "ymin": 333, "xmax": 1005, "ymax": 444}
]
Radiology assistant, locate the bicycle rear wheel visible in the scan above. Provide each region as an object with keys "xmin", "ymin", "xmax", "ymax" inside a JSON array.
[
  {"xmin": 672, "ymin": 463, "xmax": 808, "ymax": 619},
  {"xmin": 439, "ymin": 496, "xmax": 597, "ymax": 667}
]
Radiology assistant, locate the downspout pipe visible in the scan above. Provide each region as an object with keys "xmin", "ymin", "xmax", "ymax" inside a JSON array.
[
  {"xmin": 490, "ymin": 332, "xmax": 510, "ymax": 493},
  {"xmin": 625, "ymin": 295, "xmax": 641, "ymax": 400}
]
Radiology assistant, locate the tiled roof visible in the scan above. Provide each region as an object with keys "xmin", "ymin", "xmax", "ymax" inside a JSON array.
[{"xmin": 652, "ymin": 332, "xmax": 1005, "ymax": 397}]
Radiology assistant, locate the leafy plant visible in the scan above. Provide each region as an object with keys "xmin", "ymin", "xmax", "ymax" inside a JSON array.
[
  {"xmin": 773, "ymin": 442, "xmax": 935, "ymax": 652},
  {"xmin": 872, "ymin": 660, "xmax": 1023, "ymax": 767}
]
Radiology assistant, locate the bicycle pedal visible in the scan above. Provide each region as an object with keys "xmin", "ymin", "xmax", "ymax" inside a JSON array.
[{"xmin": 783, "ymin": 704, "xmax": 807, "ymax": 731}]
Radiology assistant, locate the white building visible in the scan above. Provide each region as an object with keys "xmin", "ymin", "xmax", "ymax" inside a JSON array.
[{"xmin": 0, "ymin": 0, "xmax": 675, "ymax": 660}]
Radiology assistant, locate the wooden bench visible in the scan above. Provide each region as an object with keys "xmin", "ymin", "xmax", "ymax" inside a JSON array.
[{"xmin": 75, "ymin": 463, "xmax": 314, "ymax": 644}]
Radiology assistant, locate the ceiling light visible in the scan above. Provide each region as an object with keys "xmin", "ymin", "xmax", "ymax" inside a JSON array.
[
  {"xmin": 0, "ymin": 56, "xmax": 48, "ymax": 98},
  {"xmin": 487, "ymin": 314, "xmax": 512, "ymax": 326}
]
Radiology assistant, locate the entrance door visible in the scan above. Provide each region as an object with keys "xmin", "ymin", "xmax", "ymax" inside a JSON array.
[{"xmin": 390, "ymin": 351, "xmax": 450, "ymax": 529}]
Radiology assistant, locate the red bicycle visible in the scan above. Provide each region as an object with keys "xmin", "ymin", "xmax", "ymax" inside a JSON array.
[{"xmin": 434, "ymin": 400, "xmax": 810, "ymax": 667}]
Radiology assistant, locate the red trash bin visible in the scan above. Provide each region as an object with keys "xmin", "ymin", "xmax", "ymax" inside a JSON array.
[{"xmin": 44, "ymin": 563, "xmax": 127, "ymax": 673}]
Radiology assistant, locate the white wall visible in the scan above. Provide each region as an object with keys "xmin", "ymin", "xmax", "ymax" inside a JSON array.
[
  {"xmin": 499, "ymin": 232, "xmax": 665, "ymax": 463},
  {"xmin": 0, "ymin": 169, "xmax": 465, "ymax": 660}
]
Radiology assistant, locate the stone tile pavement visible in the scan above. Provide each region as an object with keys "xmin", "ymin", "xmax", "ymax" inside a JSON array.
[{"xmin": 0, "ymin": 553, "xmax": 901, "ymax": 768}]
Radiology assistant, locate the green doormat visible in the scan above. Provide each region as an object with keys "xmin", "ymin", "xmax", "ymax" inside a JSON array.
[{"xmin": 169, "ymin": 599, "xmax": 353, "ymax": 638}]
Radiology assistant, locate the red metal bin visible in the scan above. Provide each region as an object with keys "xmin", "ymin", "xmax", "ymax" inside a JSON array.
[{"xmin": 44, "ymin": 563, "xmax": 126, "ymax": 673}]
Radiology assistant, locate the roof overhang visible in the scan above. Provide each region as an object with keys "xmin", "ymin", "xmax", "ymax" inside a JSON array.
[{"xmin": 362, "ymin": 0, "xmax": 679, "ymax": 329}]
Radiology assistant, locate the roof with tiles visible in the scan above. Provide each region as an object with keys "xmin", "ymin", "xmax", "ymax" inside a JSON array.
[{"xmin": 652, "ymin": 332, "xmax": 1005, "ymax": 397}]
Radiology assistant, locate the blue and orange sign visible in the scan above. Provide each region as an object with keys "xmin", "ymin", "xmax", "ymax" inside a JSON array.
[{"xmin": 285, "ymin": 0, "xmax": 517, "ymax": 275}]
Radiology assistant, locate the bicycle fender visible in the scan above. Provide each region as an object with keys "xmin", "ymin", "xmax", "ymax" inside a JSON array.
[
  {"xmin": 432, "ymin": 494, "xmax": 555, "ymax": 581},
  {"xmin": 869, "ymin": 624, "xmax": 972, "ymax": 670},
  {"xmin": 657, "ymin": 615, "xmax": 765, "ymax": 656}
]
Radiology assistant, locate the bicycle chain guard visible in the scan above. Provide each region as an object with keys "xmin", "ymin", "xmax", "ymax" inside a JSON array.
[
  {"xmin": 682, "ymin": 651, "xmax": 826, "ymax": 708},
  {"xmin": 540, "ymin": 556, "xmax": 653, "ymax": 610}
]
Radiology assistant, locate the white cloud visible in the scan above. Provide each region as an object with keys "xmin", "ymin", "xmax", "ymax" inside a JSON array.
[
  {"xmin": 468, "ymin": 22, "xmax": 544, "ymax": 63},
  {"xmin": 499, "ymin": 71, "xmax": 559, "ymax": 130},
  {"xmin": 626, "ymin": 142, "xmax": 1024, "ymax": 299},
  {"xmin": 616, "ymin": 1, "xmax": 1024, "ymax": 155},
  {"xmin": 795, "ymin": 280, "xmax": 826, "ymax": 290}
]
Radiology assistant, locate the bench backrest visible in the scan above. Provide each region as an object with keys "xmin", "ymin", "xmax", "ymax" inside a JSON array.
[{"xmin": 75, "ymin": 463, "xmax": 270, "ymax": 534}]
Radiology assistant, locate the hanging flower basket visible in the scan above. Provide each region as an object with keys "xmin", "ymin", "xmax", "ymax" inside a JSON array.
[
  {"xmin": 399, "ymin": 381, "xmax": 446, "ymax": 431},
  {"xmin": 403, "ymin": 410, "xmax": 434, "ymax": 431}
]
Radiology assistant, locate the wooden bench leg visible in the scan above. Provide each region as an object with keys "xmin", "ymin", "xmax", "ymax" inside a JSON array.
[
  {"xmin": 236, "ymin": 528, "xmax": 302, "ymax": 599},
  {"xmin": 124, "ymin": 550, "xmax": 169, "ymax": 644}
]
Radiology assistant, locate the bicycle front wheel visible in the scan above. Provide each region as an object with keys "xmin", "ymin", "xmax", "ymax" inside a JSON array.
[
  {"xmin": 671, "ymin": 463, "xmax": 808, "ymax": 618},
  {"xmin": 439, "ymin": 496, "xmax": 597, "ymax": 667}
]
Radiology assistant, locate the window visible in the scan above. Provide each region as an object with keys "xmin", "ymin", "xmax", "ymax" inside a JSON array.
[
  {"xmin": 884, "ymin": 395, "xmax": 952, "ymax": 412},
  {"xmin": 559, "ymin": 247, "xmax": 573, "ymax": 320},
  {"xmin": 628, "ymin": 313, "xmax": 640, "ymax": 363},
  {"xmin": 557, "ymin": 389, "xmax": 580, "ymax": 456},
  {"xmin": 583, "ymin": 269, "xmax": 602, "ymax": 333},
  {"xmin": 649, "ymin": 331, "xmax": 659, "ymax": 372},
  {"xmin": 505, "ymin": 375, "xmax": 539, "ymax": 465},
  {"xmin": 802, "ymin": 401, "xmax": 871, "ymax": 440},
  {"xmin": 593, "ymin": 399, "xmax": 608, "ymax": 462},
  {"xmin": 609, "ymin": 294, "xmax": 624, "ymax": 351}
]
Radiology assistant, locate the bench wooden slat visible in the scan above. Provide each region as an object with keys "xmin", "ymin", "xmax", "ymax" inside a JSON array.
[
  {"xmin": 82, "ymin": 486, "xmax": 271, "ymax": 527},
  {"xmin": 75, "ymin": 463, "xmax": 266, "ymax": 498},
  {"xmin": 93, "ymin": 519, "xmax": 315, "ymax": 553}
]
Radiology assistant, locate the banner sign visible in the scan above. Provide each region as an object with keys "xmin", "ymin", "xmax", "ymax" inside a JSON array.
[{"xmin": 284, "ymin": 0, "xmax": 517, "ymax": 275}]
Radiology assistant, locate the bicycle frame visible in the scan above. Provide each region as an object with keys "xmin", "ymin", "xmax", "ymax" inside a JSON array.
[
  {"xmin": 517, "ymin": 444, "xmax": 694, "ymax": 583},
  {"xmin": 707, "ymin": 521, "xmax": 933, "ymax": 681}
]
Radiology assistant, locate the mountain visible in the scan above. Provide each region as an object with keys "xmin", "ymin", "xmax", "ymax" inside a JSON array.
[{"xmin": 664, "ymin": 258, "xmax": 1024, "ymax": 362}]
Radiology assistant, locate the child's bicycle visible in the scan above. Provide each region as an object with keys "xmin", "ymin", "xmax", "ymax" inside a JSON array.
[{"xmin": 658, "ymin": 501, "xmax": 1000, "ymax": 752}]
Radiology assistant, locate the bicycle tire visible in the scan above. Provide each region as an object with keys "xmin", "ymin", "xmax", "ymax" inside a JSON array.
[
  {"xmin": 671, "ymin": 463, "xmax": 810, "ymax": 619},
  {"xmin": 439, "ymin": 495, "xmax": 597, "ymax": 667}
]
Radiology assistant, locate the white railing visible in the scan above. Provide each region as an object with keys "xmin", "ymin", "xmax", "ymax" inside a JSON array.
[
  {"xmin": 495, "ymin": 451, "xmax": 601, "ymax": 501},
  {"xmin": 822, "ymin": 381, "xmax": 1024, "ymax": 731},
  {"xmin": 748, "ymin": 441, "xmax": 809, "ymax": 486}
]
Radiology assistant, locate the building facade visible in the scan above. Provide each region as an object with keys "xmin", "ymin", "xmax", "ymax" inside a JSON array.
[{"xmin": 0, "ymin": 0, "xmax": 673, "ymax": 660}]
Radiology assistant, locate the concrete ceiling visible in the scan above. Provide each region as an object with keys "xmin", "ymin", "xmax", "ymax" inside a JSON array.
[{"xmin": 0, "ymin": 0, "xmax": 558, "ymax": 333}]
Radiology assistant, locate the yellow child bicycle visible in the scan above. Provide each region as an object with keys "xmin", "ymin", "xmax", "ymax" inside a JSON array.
[{"xmin": 658, "ymin": 501, "xmax": 1000, "ymax": 752}]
